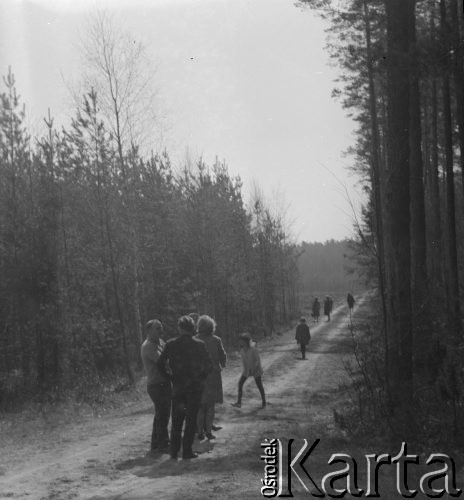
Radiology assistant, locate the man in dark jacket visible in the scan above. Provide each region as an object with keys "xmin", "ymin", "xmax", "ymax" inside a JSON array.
[
  {"xmin": 347, "ymin": 293, "xmax": 355, "ymax": 311},
  {"xmin": 295, "ymin": 317, "xmax": 311, "ymax": 360},
  {"xmin": 312, "ymin": 298, "xmax": 320, "ymax": 323},
  {"xmin": 157, "ymin": 315, "xmax": 213, "ymax": 460},
  {"xmin": 324, "ymin": 296, "xmax": 332, "ymax": 321}
]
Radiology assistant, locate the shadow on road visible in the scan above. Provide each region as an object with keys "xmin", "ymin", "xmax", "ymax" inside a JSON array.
[{"xmin": 121, "ymin": 447, "xmax": 262, "ymax": 480}]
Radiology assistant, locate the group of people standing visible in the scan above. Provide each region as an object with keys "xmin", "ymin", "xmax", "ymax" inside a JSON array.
[
  {"xmin": 141, "ymin": 294, "xmax": 356, "ymax": 460},
  {"xmin": 311, "ymin": 296, "xmax": 334, "ymax": 322},
  {"xmin": 141, "ymin": 314, "xmax": 266, "ymax": 460}
]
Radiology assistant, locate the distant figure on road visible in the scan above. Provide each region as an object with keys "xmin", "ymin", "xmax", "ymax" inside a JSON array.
[
  {"xmin": 347, "ymin": 293, "xmax": 355, "ymax": 311},
  {"xmin": 324, "ymin": 296, "xmax": 333, "ymax": 321},
  {"xmin": 195, "ymin": 315, "xmax": 227, "ymax": 441},
  {"xmin": 157, "ymin": 315, "xmax": 212, "ymax": 460},
  {"xmin": 232, "ymin": 333, "xmax": 266, "ymax": 409},
  {"xmin": 141, "ymin": 319, "xmax": 171, "ymax": 455},
  {"xmin": 295, "ymin": 317, "xmax": 311, "ymax": 360},
  {"xmin": 312, "ymin": 298, "xmax": 320, "ymax": 323}
]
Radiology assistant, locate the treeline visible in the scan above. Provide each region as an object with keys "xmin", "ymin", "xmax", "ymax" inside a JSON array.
[
  {"xmin": 0, "ymin": 72, "xmax": 299, "ymax": 405},
  {"xmin": 297, "ymin": 239, "xmax": 360, "ymax": 292},
  {"xmin": 298, "ymin": 0, "xmax": 464, "ymax": 441}
]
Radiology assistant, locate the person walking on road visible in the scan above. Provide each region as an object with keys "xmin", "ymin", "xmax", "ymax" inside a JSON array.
[
  {"xmin": 157, "ymin": 315, "xmax": 212, "ymax": 460},
  {"xmin": 324, "ymin": 296, "xmax": 332, "ymax": 321},
  {"xmin": 295, "ymin": 317, "xmax": 311, "ymax": 360},
  {"xmin": 232, "ymin": 333, "xmax": 266, "ymax": 409},
  {"xmin": 347, "ymin": 293, "xmax": 355, "ymax": 311},
  {"xmin": 141, "ymin": 319, "xmax": 171, "ymax": 455},
  {"xmin": 347, "ymin": 293, "xmax": 355, "ymax": 322},
  {"xmin": 312, "ymin": 298, "xmax": 320, "ymax": 323},
  {"xmin": 195, "ymin": 315, "xmax": 227, "ymax": 441}
]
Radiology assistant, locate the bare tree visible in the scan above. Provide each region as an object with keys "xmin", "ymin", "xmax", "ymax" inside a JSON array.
[
  {"xmin": 80, "ymin": 10, "xmax": 158, "ymax": 151},
  {"xmin": 78, "ymin": 11, "xmax": 159, "ymax": 352}
]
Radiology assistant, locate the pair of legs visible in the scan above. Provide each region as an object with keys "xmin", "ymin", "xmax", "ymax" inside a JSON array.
[
  {"xmin": 147, "ymin": 382, "xmax": 171, "ymax": 451},
  {"xmin": 197, "ymin": 403, "xmax": 215, "ymax": 439},
  {"xmin": 300, "ymin": 343, "xmax": 307, "ymax": 360},
  {"xmin": 235, "ymin": 375, "xmax": 266, "ymax": 407},
  {"xmin": 170, "ymin": 388, "xmax": 202, "ymax": 459}
]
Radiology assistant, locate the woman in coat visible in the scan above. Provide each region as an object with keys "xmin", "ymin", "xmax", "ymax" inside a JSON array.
[
  {"xmin": 195, "ymin": 315, "xmax": 227, "ymax": 440},
  {"xmin": 324, "ymin": 296, "xmax": 332, "ymax": 321},
  {"xmin": 295, "ymin": 317, "xmax": 311, "ymax": 360},
  {"xmin": 232, "ymin": 333, "xmax": 266, "ymax": 408},
  {"xmin": 312, "ymin": 298, "xmax": 320, "ymax": 323}
]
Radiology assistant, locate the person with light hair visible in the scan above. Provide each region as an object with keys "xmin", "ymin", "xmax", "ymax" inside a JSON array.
[
  {"xmin": 195, "ymin": 315, "xmax": 227, "ymax": 440},
  {"xmin": 141, "ymin": 319, "xmax": 171, "ymax": 455}
]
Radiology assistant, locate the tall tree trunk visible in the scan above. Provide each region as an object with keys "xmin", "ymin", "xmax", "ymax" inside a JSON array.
[
  {"xmin": 113, "ymin": 104, "xmax": 143, "ymax": 352},
  {"xmin": 429, "ymin": 76, "xmax": 445, "ymax": 292},
  {"xmin": 384, "ymin": 0, "xmax": 414, "ymax": 432},
  {"xmin": 440, "ymin": 0, "xmax": 462, "ymax": 349},
  {"xmin": 104, "ymin": 204, "xmax": 134, "ymax": 385},
  {"xmin": 450, "ymin": 0, "xmax": 464, "ymax": 212},
  {"xmin": 408, "ymin": 0, "xmax": 429, "ymax": 380},
  {"xmin": 362, "ymin": 0, "xmax": 389, "ymax": 395},
  {"xmin": 424, "ymin": 13, "xmax": 443, "ymax": 294},
  {"xmin": 429, "ymin": 76, "xmax": 444, "ymax": 288}
]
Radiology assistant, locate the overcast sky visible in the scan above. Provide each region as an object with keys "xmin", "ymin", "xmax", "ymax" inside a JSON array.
[{"xmin": 1, "ymin": 0, "xmax": 361, "ymax": 243}]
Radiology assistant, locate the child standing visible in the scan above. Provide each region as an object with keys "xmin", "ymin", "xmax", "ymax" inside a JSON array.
[{"xmin": 232, "ymin": 333, "xmax": 266, "ymax": 408}]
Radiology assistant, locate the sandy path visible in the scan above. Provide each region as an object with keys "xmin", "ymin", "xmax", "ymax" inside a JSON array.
[{"xmin": 0, "ymin": 298, "xmax": 364, "ymax": 500}]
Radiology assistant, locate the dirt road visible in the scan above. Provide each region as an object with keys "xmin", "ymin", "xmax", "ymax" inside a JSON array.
[{"xmin": 0, "ymin": 298, "xmax": 366, "ymax": 499}]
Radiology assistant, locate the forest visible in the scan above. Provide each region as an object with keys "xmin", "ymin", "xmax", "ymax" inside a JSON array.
[
  {"xmin": 6, "ymin": 2, "xmax": 464, "ymax": 497},
  {"xmin": 297, "ymin": 0, "xmax": 464, "ymax": 443},
  {"xmin": 0, "ymin": 69, "xmax": 303, "ymax": 407},
  {"xmin": 3, "ymin": 0, "xmax": 464, "ymax": 453}
]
